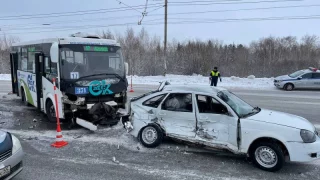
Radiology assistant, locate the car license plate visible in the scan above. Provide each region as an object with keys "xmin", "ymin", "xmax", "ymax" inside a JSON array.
[{"xmin": 0, "ymin": 166, "xmax": 10, "ymax": 178}]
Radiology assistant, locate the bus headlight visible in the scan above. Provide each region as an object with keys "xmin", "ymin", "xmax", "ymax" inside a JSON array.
[{"xmin": 115, "ymin": 93, "xmax": 121, "ymax": 98}]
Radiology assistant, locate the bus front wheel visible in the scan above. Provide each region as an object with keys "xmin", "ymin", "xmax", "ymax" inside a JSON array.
[{"xmin": 46, "ymin": 100, "xmax": 56, "ymax": 123}]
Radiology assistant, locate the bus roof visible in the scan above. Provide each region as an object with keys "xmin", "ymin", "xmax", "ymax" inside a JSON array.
[{"xmin": 12, "ymin": 37, "xmax": 120, "ymax": 47}]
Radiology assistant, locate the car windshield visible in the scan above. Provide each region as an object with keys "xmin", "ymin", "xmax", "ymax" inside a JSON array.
[
  {"xmin": 60, "ymin": 45, "xmax": 125, "ymax": 80},
  {"xmin": 288, "ymin": 70, "xmax": 305, "ymax": 78},
  {"xmin": 217, "ymin": 90, "xmax": 260, "ymax": 118}
]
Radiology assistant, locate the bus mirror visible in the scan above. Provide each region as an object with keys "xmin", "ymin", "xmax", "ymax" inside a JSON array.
[
  {"xmin": 50, "ymin": 42, "xmax": 59, "ymax": 63},
  {"xmin": 125, "ymin": 62, "xmax": 129, "ymax": 75}
]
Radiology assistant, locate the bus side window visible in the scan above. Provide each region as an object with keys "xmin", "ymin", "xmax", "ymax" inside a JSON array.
[
  {"xmin": 45, "ymin": 57, "xmax": 50, "ymax": 74},
  {"xmin": 28, "ymin": 52, "xmax": 36, "ymax": 73},
  {"xmin": 51, "ymin": 60, "xmax": 58, "ymax": 75},
  {"xmin": 21, "ymin": 48, "xmax": 28, "ymax": 71}
]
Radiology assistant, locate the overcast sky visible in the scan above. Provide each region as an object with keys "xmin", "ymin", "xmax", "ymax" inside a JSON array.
[{"xmin": 0, "ymin": 0, "xmax": 319, "ymax": 45}]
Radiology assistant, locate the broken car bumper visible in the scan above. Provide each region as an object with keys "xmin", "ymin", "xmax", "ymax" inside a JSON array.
[{"xmin": 286, "ymin": 138, "xmax": 320, "ymax": 162}]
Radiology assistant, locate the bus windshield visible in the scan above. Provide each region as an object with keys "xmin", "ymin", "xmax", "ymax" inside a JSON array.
[{"xmin": 60, "ymin": 44, "xmax": 125, "ymax": 80}]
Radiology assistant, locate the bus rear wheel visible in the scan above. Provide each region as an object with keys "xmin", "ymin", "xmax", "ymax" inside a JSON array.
[
  {"xmin": 21, "ymin": 88, "xmax": 29, "ymax": 106},
  {"xmin": 46, "ymin": 100, "xmax": 56, "ymax": 123}
]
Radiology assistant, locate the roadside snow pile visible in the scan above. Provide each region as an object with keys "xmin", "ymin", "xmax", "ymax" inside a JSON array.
[
  {"xmin": 0, "ymin": 72, "xmax": 274, "ymax": 90},
  {"xmin": 247, "ymin": 75, "xmax": 255, "ymax": 79},
  {"xmin": 230, "ymin": 76, "xmax": 240, "ymax": 81},
  {"xmin": 0, "ymin": 74, "xmax": 10, "ymax": 81},
  {"xmin": 129, "ymin": 74, "xmax": 275, "ymax": 90}
]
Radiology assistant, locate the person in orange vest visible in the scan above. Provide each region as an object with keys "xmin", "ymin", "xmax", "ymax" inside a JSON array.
[{"xmin": 209, "ymin": 67, "xmax": 222, "ymax": 86}]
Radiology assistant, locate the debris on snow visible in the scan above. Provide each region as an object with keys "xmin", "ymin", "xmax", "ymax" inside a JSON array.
[
  {"xmin": 117, "ymin": 144, "xmax": 120, "ymax": 150},
  {"xmin": 29, "ymin": 125, "xmax": 35, "ymax": 129},
  {"xmin": 74, "ymin": 135, "xmax": 83, "ymax": 139},
  {"xmin": 33, "ymin": 119, "xmax": 37, "ymax": 122},
  {"xmin": 112, "ymin": 157, "xmax": 120, "ymax": 164}
]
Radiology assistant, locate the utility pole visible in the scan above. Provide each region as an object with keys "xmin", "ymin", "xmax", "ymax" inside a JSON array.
[{"xmin": 164, "ymin": 0, "xmax": 168, "ymax": 76}]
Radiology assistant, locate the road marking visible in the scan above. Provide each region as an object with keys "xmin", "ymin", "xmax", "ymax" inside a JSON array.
[{"xmin": 235, "ymin": 92, "xmax": 320, "ymax": 100}]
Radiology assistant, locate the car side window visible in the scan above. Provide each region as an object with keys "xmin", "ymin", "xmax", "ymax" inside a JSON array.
[
  {"xmin": 196, "ymin": 95, "xmax": 227, "ymax": 114},
  {"xmin": 301, "ymin": 73, "xmax": 312, "ymax": 79},
  {"xmin": 312, "ymin": 73, "xmax": 320, "ymax": 79},
  {"xmin": 142, "ymin": 94, "xmax": 167, "ymax": 108},
  {"xmin": 162, "ymin": 93, "xmax": 193, "ymax": 112}
]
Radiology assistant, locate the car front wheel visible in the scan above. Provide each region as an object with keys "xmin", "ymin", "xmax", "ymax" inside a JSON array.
[
  {"xmin": 139, "ymin": 125, "xmax": 163, "ymax": 148},
  {"xmin": 250, "ymin": 142, "xmax": 285, "ymax": 172},
  {"xmin": 284, "ymin": 83, "xmax": 294, "ymax": 91}
]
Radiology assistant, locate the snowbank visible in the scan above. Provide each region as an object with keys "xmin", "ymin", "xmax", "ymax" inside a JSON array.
[
  {"xmin": 0, "ymin": 74, "xmax": 10, "ymax": 81},
  {"xmin": 129, "ymin": 74, "xmax": 275, "ymax": 90},
  {"xmin": 0, "ymin": 73, "xmax": 275, "ymax": 90}
]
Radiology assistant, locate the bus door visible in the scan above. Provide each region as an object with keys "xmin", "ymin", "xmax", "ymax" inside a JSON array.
[
  {"xmin": 10, "ymin": 53, "xmax": 19, "ymax": 95},
  {"xmin": 35, "ymin": 53, "xmax": 44, "ymax": 111}
]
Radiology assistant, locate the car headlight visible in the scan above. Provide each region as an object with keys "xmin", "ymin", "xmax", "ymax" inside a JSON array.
[
  {"xmin": 11, "ymin": 135, "xmax": 22, "ymax": 154},
  {"xmin": 300, "ymin": 129, "xmax": 317, "ymax": 143}
]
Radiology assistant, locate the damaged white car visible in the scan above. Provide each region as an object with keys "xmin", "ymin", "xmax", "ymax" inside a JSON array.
[{"xmin": 122, "ymin": 82, "xmax": 320, "ymax": 172}]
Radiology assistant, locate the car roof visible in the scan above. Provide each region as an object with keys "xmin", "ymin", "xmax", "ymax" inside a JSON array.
[
  {"xmin": 302, "ymin": 69, "xmax": 320, "ymax": 73},
  {"xmin": 161, "ymin": 84, "xmax": 226, "ymax": 94}
]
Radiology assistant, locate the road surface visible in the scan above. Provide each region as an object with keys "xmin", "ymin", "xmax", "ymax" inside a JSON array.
[{"xmin": 0, "ymin": 80, "xmax": 320, "ymax": 180}]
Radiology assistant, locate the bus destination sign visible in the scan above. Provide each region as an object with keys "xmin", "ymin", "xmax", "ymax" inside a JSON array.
[{"xmin": 84, "ymin": 46, "xmax": 108, "ymax": 52}]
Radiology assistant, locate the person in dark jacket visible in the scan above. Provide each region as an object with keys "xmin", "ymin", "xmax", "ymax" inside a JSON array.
[{"xmin": 209, "ymin": 67, "xmax": 222, "ymax": 86}]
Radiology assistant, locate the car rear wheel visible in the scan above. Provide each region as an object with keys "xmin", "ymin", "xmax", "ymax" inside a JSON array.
[
  {"xmin": 284, "ymin": 83, "xmax": 294, "ymax": 91},
  {"xmin": 139, "ymin": 125, "xmax": 163, "ymax": 148},
  {"xmin": 250, "ymin": 142, "xmax": 285, "ymax": 172}
]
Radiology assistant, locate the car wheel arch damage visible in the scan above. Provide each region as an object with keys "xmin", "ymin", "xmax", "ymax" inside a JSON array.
[{"xmin": 248, "ymin": 137, "xmax": 290, "ymax": 161}]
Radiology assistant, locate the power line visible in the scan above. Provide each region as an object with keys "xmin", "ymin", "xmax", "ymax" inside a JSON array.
[
  {"xmin": 148, "ymin": 5, "xmax": 165, "ymax": 14},
  {"xmin": 1, "ymin": 3, "xmax": 318, "ymax": 29},
  {"xmin": 0, "ymin": 4, "xmax": 163, "ymax": 20},
  {"xmin": 115, "ymin": 0, "xmax": 143, "ymax": 13},
  {"xmin": 150, "ymin": 4, "xmax": 320, "ymax": 16},
  {"xmin": 169, "ymin": 0, "xmax": 306, "ymax": 6},
  {"xmin": 2, "ymin": 14, "xmax": 320, "ymax": 36}
]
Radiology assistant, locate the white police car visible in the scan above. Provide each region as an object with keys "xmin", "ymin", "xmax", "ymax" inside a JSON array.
[{"xmin": 274, "ymin": 67, "xmax": 320, "ymax": 91}]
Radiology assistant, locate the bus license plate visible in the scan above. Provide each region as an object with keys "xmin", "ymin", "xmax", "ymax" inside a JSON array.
[
  {"xmin": 0, "ymin": 166, "xmax": 10, "ymax": 178},
  {"xmin": 75, "ymin": 87, "xmax": 89, "ymax": 95}
]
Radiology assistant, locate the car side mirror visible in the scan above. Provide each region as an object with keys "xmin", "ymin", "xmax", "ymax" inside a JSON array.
[
  {"xmin": 125, "ymin": 62, "xmax": 129, "ymax": 75},
  {"xmin": 297, "ymin": 77, "xmax": 302, "ymax": 80}
]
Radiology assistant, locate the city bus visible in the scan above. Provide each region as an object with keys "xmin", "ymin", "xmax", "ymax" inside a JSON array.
[{"xmin": 10, "ymin": 33, "xmax": 128, "ymax": 129}]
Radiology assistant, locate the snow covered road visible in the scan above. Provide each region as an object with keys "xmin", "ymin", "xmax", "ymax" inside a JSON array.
[{"xmin": 1, "ymin": 77, "xmax": 320, "ymax": 180}]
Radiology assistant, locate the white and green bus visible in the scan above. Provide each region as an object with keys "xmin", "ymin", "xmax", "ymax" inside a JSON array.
[{"xmin": 10, "ymin": 33, "xmax": 128, "ymax": 128}]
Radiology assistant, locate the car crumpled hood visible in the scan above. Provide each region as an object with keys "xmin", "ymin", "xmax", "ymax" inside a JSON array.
[
  {"xmin": 0, "ymin": 130, "xmax": 7, "ymax": 143},
  {"xmin": 245, "ymin": 109, "xmax": 315, "ymax": 131}
]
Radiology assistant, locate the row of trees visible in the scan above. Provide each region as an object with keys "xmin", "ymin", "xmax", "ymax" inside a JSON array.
[
  {"xmin": 0, "ymin": 29, "xmax": 319, "ymax": 77},
  {"xmin": 0, "ymin": 35, "xmax": 19, "ymax": 74},
  {"xmin": 109, "ymin": 28, "xmax": 319, "ymax": 77}
]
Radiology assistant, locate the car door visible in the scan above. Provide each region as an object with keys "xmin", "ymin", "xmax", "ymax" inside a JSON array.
[
  {"xmin": 298, "ymin": 73, "xmax": 313, "ymax": 89},
  {"xmin": 157, "ymin": 93, "xmax": 196, "ymax": 138},
  {"xmin": 194, "ymin": 94, "xmax": 238, "ymax": 148},
  {"xmin": 310, "ymin": 73, "xmax": 320, "ymax": 89}
]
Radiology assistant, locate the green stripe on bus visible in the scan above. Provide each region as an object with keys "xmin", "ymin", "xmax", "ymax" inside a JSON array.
[{"xmin": 20, "ymin": 79, "xmax": 35, "ymax": 106}]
